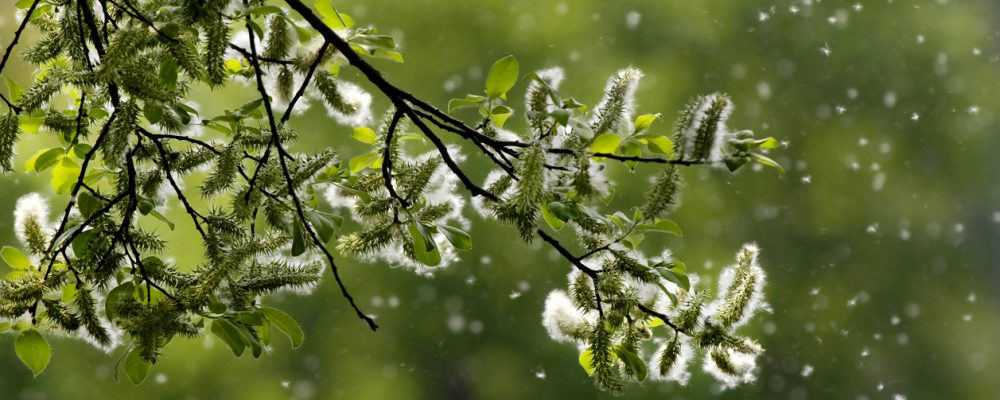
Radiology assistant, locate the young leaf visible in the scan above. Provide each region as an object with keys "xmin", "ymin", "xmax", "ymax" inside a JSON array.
[
  {"xmin": 578, "ymin": 349, "xmax": 597, "ymax": 376},
  {"xmin": 633, "ymin": 113, "xmax": 661, "ymax": 132},
  {"xmin": 447, "ymin": 95, "xmax": 486, "ymax": 113},
  {"xmin": 588, "ymin": 133, "xmax": 621, "ymax": 154},
  {"xmin": 148, "ymin": 210, "xmax": 175, "ymax": 230},
  {"xmin": 105, "ymin": 282, "xmax": 135, "ymax": 321},
  {"xmin": 724, "ymin": 156, "xmax": 751, "ymax": 172},
  {"xmin": 437, "ymin": 225, "xmax": 472, "ymax": 251},
  {"xmin": 77, "ymin": 191, "xmax": 101, "ymax": 218},
  {"xmin": 656, "ymin": 261, "xmax": 690, "ymax": 292},
  {"xmin": 291, "ymin": 220, "xmax": 306, "ymax": 256},
  {"xmin": 351, "ymin": 127, "xmax": 377, "ymax": 144},
  {"xmin": 614, "ymin": 344, "xmax": 648, "ymax": 382},
  {"xmin": 25, "ymin": 147, "xmax": 63, "ymax": 172},
  {"xmin": 541, "ymin": 202, "xmax": 565, "ymax": 231},
  {"xmin": 1, "ymin": 246, "xmax": 31, "ymax": 270},
  {"xmin": 485, "ymin": 55, "xmax": 519, "ymax": 99},
  {"xmin": 751, "ymin": 153, "xmax": 785, "ymax": 175},
  {"xmin": 646, "ymin": 135, "xmax": 675, "ymax": 158},
  {"xmin": 348, "ymin": 152, "xmax": 378, "ymax": 175},
  {"xmin": 261, "ymin": 307, "xmax": 304, "ymax": 348},
  {"xmin": 408, "ymin": 222, "xmax": 441, "ymax": 266},
  {"xmin": 641, "ymin": 219, "xmax": 683, "ymax": 236},
  {"xmin": 211, "ymin": 319, "xmax": 248, "ymax": 357},
  {"xmin": 124, "ymin": 348, "xmax": 152, "ymax": 385},
  {"xmin": 51, "ymin": 157, "xmax": 81, "ymax": 194},
  {"xmin": 15, "ymin": 330, "xmax": 51, "ymax": 376},
  {"xmin": 489, "ymin": 105, "xmax": 513, "ymax": 128},
  {"xmin": 305, "ymin": 210, "xmax": 336, "ymax": 243}
]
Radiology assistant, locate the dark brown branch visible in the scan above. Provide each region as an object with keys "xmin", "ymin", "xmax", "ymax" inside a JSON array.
[
  {"xmin": 636, "ymin": 303, "xmax": 681, "ymax": 332},
  {"xmin": 381, "ymin": 110, "xmax": 409, "ymax": 207},
  {"xmin": 42, "ymin": 112, "xmax": 119, "ymax": 278},
  {"xmin": 243, "ymin": 3, "xmax": 378, "ymax": 331},
  {"xmin": 0, "ymin": 0, "xmax": 41, "ymax": 114},
  {"xmin": 244, "ymin": 42, "xmax": 330, "ymax": 206},
  {"xmin": 284, "ymin": 0, "xmax": 499, "ymax": 200},
  {"xmin": 400, "ymin": 105, "xmax": 498, "ymax": 201},
  {"xmin": 144, "ymin": 134, "xmax": 208, "ymax": 240}
]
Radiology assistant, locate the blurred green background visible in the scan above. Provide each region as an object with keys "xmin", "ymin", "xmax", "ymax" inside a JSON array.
[{"xmin": 2, "ymin": 0, "xmax": 1000, "ymax": 398}]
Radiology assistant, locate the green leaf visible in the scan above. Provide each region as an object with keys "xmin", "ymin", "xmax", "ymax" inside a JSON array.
[
  {"xmin": 541, "ymin": 202, "xmax": 565, "ymax": 231},
  {"xmin": 642, "ymin": 219, "xmax": 683, "ymax": 236},
  {"xmin": 547, "ymin": 201, "xmax": 575, "ymax": 221},
  {"xmin": 1, "ymin": 246, "xmax": 31, "ymax": 270},
  {"xmin": 105, "ymin": 282, "xmax": 135, "ymax": 321},
  {"xmin": 261, "ymin": 307, "xmax": 304, "ymax": 348},
  {"xmin": 656, "ymin": 282, "xmax": 678, "ymax": 306},
  {"xmin": 588, "ymin": 133, "xmax": 621, "ymax": 154},
  {"xmin": 408, "ymin": 222, "xmax": 440, "ymax": 266},
  {"xmin": 485, "ymin": 55, "xmax": 519, "ymax": 99},
  {"xmin": 757, "ymin": 137, "xmax": 779, "ymax": 150},
  {"xmin": 614, "ymin": 344, "xmax": 648, "ymax": 382},
  {"xmin": 124, "ymin": 348, "xmax": 152, "ymax": 385},
  {"xmin": 71, "ymin": 230, "xmax": 94, "ymax": 258},
  {"xmin": 137, "ymin": 198, "xmax": 155, "ymax": 215},
  {"xmin": 211, "ymin": 319, "xmax": 248, "ymax": 357},
  {"xmin": 143, "ymin": 103, "xmax": 164, "ymax": 124},
  {"xmin": 633, "ymin": 113, "xmax": 661, "ymax": 132},
  {"xmin": 549, "ymin": 109, "xmax": 572, "ymax": 126},
  {"xmin": 304, "ymin": 210, "xmax": 336, "ymax": 243},
  {"xmin": 171, "ymin": 103, "xmax": 192, "ymax": 125},
  {"xmin": 250, "ymin": 5, "xmax": 283, "ymax": 15},
  {"xmin": 351, "ymin": 127, "xmax": 377, "ymax": 144},
  {"xmin": 291, "ymin": 220, "xmax": 306, "ymax": 256},
  {"xmin": 315, "ymin": 0, "xmax": 354, "ymax": 29},
  {"xmin": 437, "ymin": 225, "xmax": 472, "ymax": 251},
  {"xmin": 656, "ymin": 261, "xmax": 690, "ymax": 292},
  {"xmin": 578, "ymin": 349, "xmax": 597, "ymax": 376},
  {"xmin": 623, "ymin": 233, "xmax": 644, "ymax": 249},
  {"xmin": 148, "ymin": 210, "xmax": 175, "ymax": 230},
  {"xmin": 15, "ymin": 330, "xmax": 50, "ymax": 376},
  {"xmin": 78, "ymin": 191, "xmax": 101, "ymax": 218},
  {"xmin": 646, "ymin": 135, "xmax": 675, "ymax": 158},
  {"xmin": 294, "ymin": 25, "xmax": 312, "ymax": 43},
  {"xmin": 447, "ymin": 95, "xmax": 486, "ymax": 113},
  {"xmin": 371, "ymin": 48, "xmax": 404, "ymax": 63},
  {"xmin": 348, "ymin": 152, "xmax": 378, "ymax": 175},
  {"xmin": 223, "ymin": 59, "xmax": 243, "ymax": 74},
  {"xmin": 4, "ymin": 75, "xmax": 24, "ymax": 101},
  {"xmin": 237, "ymin": 98, "xmax": 264, "ymax": 116},
  {"xmin": 489, "ymin": 105, "xmax": 513, "ymax": 128},
  {"xmin": 724, "ymin": 156, "xmax": 751, "ymax": 172},
  {"xmin": 25, "ymin": 147, "xmax": 63, "ymax": 172},
  {"xmin": 89, "ymin": 108, "xmax": 109, "ymax": 120},
  {"xmin": 751, "ymin": 153, "xmax": 785, "ymax": 175},
  {"xmin": 246, "ymin": 20, "xmax": 264, "ymax": 39},
  {"xmin": 71, "ymin": 143, "xmax": 92, "ymax": 159},
  {"xmin": 50, "ymin": 157, "xmax": 81, "ymax": 194},
  {"xmin": 0, "ymin": 321, "xmax": 10, "ymax": 334},
  {"xmin": 159, "ymin": 57, "xmax": 178, "ymax": 88},
  {"xmin": 62, "ymin": 283, "xmax": 78, "ymax": 303}
]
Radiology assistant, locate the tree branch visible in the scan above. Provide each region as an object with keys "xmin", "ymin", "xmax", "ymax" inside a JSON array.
[{"xmin": 243, "ymin": 4, "xmax": 378, "ymax": 331}]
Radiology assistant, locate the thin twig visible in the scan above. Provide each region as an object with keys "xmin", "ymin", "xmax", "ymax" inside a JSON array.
[{"xmin": 243, "ymin": 3, "xmax": 378, "ymax": 331}]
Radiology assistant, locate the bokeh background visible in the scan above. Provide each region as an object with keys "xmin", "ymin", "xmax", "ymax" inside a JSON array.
[{"xmin": 2, "ymin": 0, "xmax": 1000, "ymax": 399}]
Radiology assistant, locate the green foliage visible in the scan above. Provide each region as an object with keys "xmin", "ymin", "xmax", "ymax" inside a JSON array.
[
  {"xmin": 0, "ymin": 0, "xmax": 780, "ymax": 393},
  {"xmin": 15, "ymin": 329, "xmax": 50, "ymax": 376}
]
